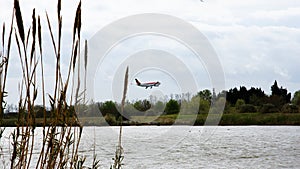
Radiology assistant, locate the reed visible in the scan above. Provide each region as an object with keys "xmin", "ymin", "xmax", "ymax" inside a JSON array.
[
  {"xmin": 0, "ymin": 2, "xmax": 14, "ymax": 124},
  {"xmin": 0, "ymin": 0, "xmax": 100, "ymax": 168},
  {"xmin": 0, "ymin": 4, "xmax": 14, "ymax": 168},
  {"xmin": 112, "ymin": 66, "xmax": 129, "ymax": 169}
]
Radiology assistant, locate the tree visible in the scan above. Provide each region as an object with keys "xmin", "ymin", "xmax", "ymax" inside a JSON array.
[
  {"xmin": 98, "ymin": 101, "xmax": 119, "ymax": 117},
  {"xmin": 235, "ymin": 99, "xmax": 245, "ymax": 110},
  {"xmin": 248, "ymin": 87, "xmax": 267, "ymax": 106},
  {"xmin": 270, "ymin": 80, "xmax": 291, "ymax": 104},
  {"xmin": 226, "ymin": 86, "xmax": 268, "ymax": 106},
  {"xmin": 268, "ymin": 95, "xmax": 285, "ymax": 109},
  {"xmin": 198, "ymin": 98, "xmax": 210, "ymax": 114},
  {"xmin": 197, "ymin": 89, "xmax": 212, "ymax": 102},
  {"xmin": 212, "ymin": 88, "xmax": 217, "ymax": 102},
  {"xmin": 226, "ymin": 87, "xmax": 239, "ymax": 105},
  {"xmin": 226, "ymin": 86, "xmax": 249, "ymax": 105},
  {"xmin": 175, "ymin": 94, "xmax": 181, "ymax": 101},
  {"xmin": 133, "ymin": 99, "xmax": 151, "ymax": 112},
  {"xmin": 292, "ymin": 90, "xmax": 300, "ymax": 106},
  {"xmin": 271, "ymin": 80, "xmax": 281, "ymax": 96},
  {"xmin": 164, "ymin": 99, "xmax": 180, "ymax": 114},
  {"xmin": 239, "ymin": 104, "xmax": 257, "ymax": 113},
  {"xmin": 260, "ymin": 103, "xmax": 279, "ymax": 114},
  {"xmin": 281, "ymin": 104, "xmax": 299, "ymax": 114}
]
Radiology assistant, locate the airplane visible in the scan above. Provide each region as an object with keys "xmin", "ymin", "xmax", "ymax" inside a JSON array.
[{"xmin": 135, "ymin": 79, "xmax": 160, "ymax": 89}]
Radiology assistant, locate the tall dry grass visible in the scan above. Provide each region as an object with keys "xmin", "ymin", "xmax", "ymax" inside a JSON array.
[
  {"xmin": 0, "ymin": 0, "xmax": 100, "ymax": 168},
  {"xmin": 0, "ymin": 3, "xmax": 15, "ymax": 168},
  {"xmin": 112, "ymin": 66, "xmax": 129, "ymax": 169}
]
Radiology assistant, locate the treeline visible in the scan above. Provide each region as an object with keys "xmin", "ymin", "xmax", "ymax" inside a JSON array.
[
  {"xmin": 4, "ymin": 80, "xmax": 300, "ymax": 122},
  {"xmin": 225, "ymin": 80, "xmax": 298, "ymax": 114},
  {"xmin": 73, "ymin": 80, "xmax": 300, "ymax": 124}
]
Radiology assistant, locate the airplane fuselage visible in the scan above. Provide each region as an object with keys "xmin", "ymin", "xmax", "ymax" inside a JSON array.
[{"xmin": 135, "ymin": 79, "xmax": 160, "ymax": 89}]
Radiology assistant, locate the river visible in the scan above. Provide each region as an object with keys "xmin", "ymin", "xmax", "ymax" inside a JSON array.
[{"xmin": 1, "ymin": 126, "xmax": 300, "ymax": 168}]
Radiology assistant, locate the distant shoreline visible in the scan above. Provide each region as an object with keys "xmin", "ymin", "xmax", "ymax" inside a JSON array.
[{"xmin": 2, "ymin": 113, "xmax": 300, "ymax": 127}]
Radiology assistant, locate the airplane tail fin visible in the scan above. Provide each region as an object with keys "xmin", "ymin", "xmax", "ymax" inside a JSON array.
[{"xmin": 135, "ymin": 79, "xmax": 141, "ymax": 85}]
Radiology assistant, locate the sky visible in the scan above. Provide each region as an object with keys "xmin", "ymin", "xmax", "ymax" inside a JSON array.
[{"xmin": 1, "ymin": 0, "xmax": 300, "ymax": 104}]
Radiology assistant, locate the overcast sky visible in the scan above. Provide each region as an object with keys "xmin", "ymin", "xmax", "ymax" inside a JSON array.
[{"xmin": 1, "ymin": 0, "xmax": 300, "ymax": 104}]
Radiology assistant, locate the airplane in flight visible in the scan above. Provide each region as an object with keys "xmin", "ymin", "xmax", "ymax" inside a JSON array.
[{"xmin": 135, "ymin": 79, "xmax": 161, "ymax": 89}]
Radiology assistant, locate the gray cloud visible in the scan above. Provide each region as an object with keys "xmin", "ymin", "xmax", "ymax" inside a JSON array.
[{"xmin": 2, "ymin": 0, "xmax": 300, "ymax": 104}]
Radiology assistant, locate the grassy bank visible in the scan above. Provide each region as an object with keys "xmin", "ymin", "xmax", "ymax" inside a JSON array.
[
  {"xmin": 2, "ymin": 113, "xmax": 300, "ymax": 126},
  {"xmin": 218, "ymin": 113, "xmax": 300, "ymax": 125},
  {"xmin": 152, "ymin": 113, "xmax": 300, "ymax": 125}
]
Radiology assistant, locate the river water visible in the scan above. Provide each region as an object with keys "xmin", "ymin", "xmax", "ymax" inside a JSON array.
[{"xmin": 1, "ymin": 126, "xmax": 300, "ymax": 169}]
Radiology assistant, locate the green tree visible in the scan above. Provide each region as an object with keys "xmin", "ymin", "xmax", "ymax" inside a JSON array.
[
  {"xmin": 235, "ymin": 99, "xmax": 245, "ymax": 110},
  {"xmin": 260, "ymin": 103, "xmax": 279, "ymax": 113},
  {"xmin": 164, "ymin": 99, "xmax": 180, "ymax": 114},
  {"xmin": 281, "ymin": 103, "xmax": 299, "ymax": 113},
  {"xmin": 133, "ymin": 99, "xmax": 151, "ymax": 112},
  {"xmin": 238, "ymin": 104, "xmax": 257, "ymax": 113},
  {"xmin": 271, "ymin": 80, "xmax": 281, "ymax": 96},
  {"xmin": 197, "ymin": 89, "xmax": 212, "ymax": 101},
  {"xmin": 268, "ymin": 95, "xmax": 285, "ymax": 109},
  {"xmin": 98, "ymin": 101, "xmax": 119, "ymax": 117},
  {"xmin": 198, "ymin": 98, "xmax": 210, "ymax": 114},
  {"xmin": 292, "ymin": 90, "xmax": 300, "ymax": 106},
  {"xmin": 270, "ymin": 80, "xmax": 291, "ymax": 105}
]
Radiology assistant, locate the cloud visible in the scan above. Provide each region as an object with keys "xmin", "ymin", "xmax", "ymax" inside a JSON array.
[
  {"xmin": 190, "ymin": 20, "xmax": 300, "ymax": 93},
  {"xmin": 2, "ymin": 0, "xmax": 300, "ymax": 104},
  {"xmin": 251, "ymin": 7, "xmax": 300, "ymax": 20}
]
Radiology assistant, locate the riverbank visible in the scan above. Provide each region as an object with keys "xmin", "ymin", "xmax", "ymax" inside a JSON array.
[
  {"xmin": 151, "ymin": 113, "xmax": 300, "ymax": 126},
  {"xmin": 1, "ymin": 113, "xmax": 300, "ymax": 126}
]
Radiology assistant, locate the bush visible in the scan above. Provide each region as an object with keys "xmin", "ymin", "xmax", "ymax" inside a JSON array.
[
  {"xmin": 239, "ymin": 104, "xmax": 257, "ymax": 113},
  {"xmin": 164, "ymin": 99, "xmax": 180, "ymax": 114},
  {"xmin": 198, "ymin": 99, "xmax": 210, "ymax": 114},
  {"xmin": 104, "ymin": 114, "xmax": 117, "ymax": 125},
  {"xmin": 281, "ymin": 104, "xmax": 299, "ymax": 113},
  {"xmin": 235, "ymin": 99, "xmax": 245, "ymax": 109},
  {"xmin": 260, "ymin": 103, "xmax": 279, "ymax": 113}
]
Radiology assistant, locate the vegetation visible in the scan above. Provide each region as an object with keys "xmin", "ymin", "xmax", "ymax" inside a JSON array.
[
  {"xmin": 0, "ymin": 0, "xmax": 299, "ymax": 167},
  {"xmin": 164, "ymin": 99, "xmax": 180, "ymax": 114},
  {"xmin": 2, "ymin": 80, "xmax": 300, "ymax": 127},
  {"xmin": 0, "ymin": 1, "xmax": 297, "ymax": 169},
  {"xmin": 0, "ymin": 0, "xmax": 101, "ymax": 168},
  {"xmin": 100, "ymin": 81, "xmax": 298, "ymax": 125}
]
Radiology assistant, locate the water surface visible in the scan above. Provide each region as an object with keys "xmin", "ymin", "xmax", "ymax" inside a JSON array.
[{"xmin": 1, "ymin": 126, "xmax": 299, "ymax": 168}]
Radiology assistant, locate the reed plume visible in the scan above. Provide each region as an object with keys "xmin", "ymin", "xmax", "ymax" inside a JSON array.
[
  {"xmin": 5, "ymin": 0, "xmax": 91, "ymax": 168},
  {"xmin": 14, "ymin": 0, "xmax": 25, "ymax": 45}
]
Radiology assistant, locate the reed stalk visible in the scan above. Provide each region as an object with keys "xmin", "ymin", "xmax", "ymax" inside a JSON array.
[
  {"xmin": 0, "ymin": 3, "xmax": 14, "ymax": 124},
  {"xmin": 112, "ymin": 66, "xmax": 129, "ymax": 169},
  {"xmin": 2, "ymin": 0, "xmax": 93, "ymax": 168},
  {"xmin": 84, "ymin": 40, "xmax": 88, "ymax": 104}
]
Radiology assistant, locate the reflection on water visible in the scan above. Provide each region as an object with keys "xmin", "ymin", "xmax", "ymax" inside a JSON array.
[{"xmin": 1, "ymin": 126, "xmax": 300, "ymax": 168}]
